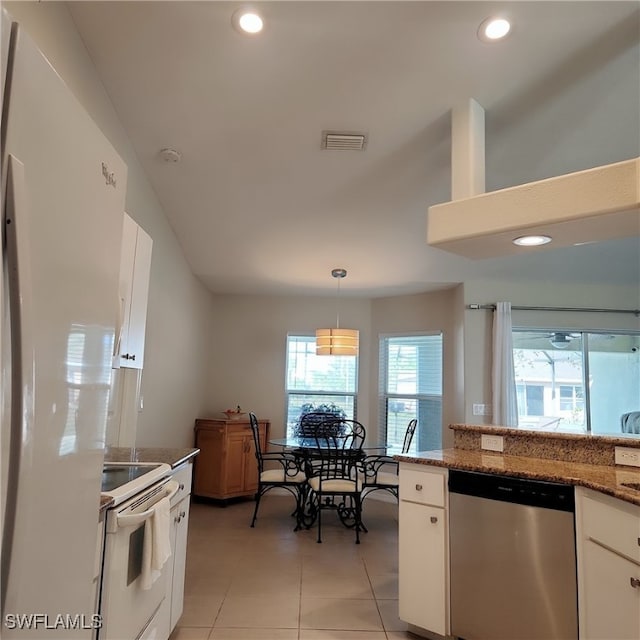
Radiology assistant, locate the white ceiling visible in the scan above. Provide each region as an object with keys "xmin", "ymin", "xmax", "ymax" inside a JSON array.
[{"xmin": 67, "ymin": 1, "xmax": 640, "ymax": 297}]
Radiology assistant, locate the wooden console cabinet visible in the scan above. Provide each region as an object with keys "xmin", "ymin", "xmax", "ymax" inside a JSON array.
[{"xmin": 193, "ymin": 418, "xmax": 270, "ymax": 500}]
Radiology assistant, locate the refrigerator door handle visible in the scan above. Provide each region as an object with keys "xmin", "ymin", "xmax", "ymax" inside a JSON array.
[{"xmin": 1, "ymin": 154, "xmax": 35, "ymax": 613}]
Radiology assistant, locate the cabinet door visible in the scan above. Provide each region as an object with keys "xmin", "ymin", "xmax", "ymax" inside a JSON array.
[
  {"xmin": 116, "ymin": 213, "xmax": 137, "ymax": 368},
  {"xmin": 170, "ymin": 498, "xmax": 190, "ymax": 630},
  {"xmin": 117, "ymin": 213, "xmax": 152, "ymax": 369},
  {"xmin": 399, "ymin": 500, "xmax": 447, "ymax": 636},
  {"xmin": 125, "ymin": 223, "xmax": 151, "ymax": 368},
  {"xmin": 243, "ymin": 433, "xmax": 259, "ymax": 492},
  {"xmin": 581, "ymin": 540, "xmax": 640, "ymax": 640},
  {"xmin": 193, "ymin": 428, "xmax": 224, "ymax": 497},
  {"xmin": 225, "ymin": 432, "xmax": 249, "ymax": 494}
]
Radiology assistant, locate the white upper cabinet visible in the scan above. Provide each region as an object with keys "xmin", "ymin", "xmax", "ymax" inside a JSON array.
[{"xmin": 116, "ymin": 213, "xmax": 152, "ymax": 369}]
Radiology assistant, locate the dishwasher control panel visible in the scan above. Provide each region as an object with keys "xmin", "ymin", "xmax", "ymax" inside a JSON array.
[{"xmin": 448, "ymin": 469, "xmax": 575, "ymax": 512}]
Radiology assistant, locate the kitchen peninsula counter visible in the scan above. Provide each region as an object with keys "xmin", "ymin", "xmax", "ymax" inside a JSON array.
[
  {"xmin": 395, "ymin": 424, "xmax": 640, "ymax": 506},
  {"xmin": 105, "ymin": 446, "xmax": 199, "ymax": 469}
]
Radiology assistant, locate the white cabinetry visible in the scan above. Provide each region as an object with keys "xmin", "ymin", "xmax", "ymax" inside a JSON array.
[
  {"xmin": 163, "ymin": 462, "xmax": 193, "ymax": 635},
  {"xmin": 576, "ymin": 487, "xmax": 640, "ymax": 640},
  {"xmin": 116, "ymin": 213, "xmax": 152, "ymax": 369},
  {"xmin": 398, "ymin": 464, "xmax": 449, "ymax": 637}
]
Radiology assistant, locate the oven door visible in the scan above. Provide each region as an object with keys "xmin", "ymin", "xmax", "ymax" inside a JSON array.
[{"xmin": 100, "ymin": 478, "xmax": 179, "ymax": 640}]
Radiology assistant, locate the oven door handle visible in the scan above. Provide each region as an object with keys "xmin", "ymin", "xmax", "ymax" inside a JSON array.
[{"xmin": 116, "ymin": 480, "xmax": 180, "ymax": 528}]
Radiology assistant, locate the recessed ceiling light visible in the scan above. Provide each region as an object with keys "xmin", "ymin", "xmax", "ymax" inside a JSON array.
[
  {"xmin": 478, "ymin": 17, "xmax": 511, "ymax": 42},
  {"xmin": 512, "ymin": 235, "xmax": 552, "ymax": 247},
  {"xmin": 232, "ymin": 8, "xmax": 264, "ymax": 35}
]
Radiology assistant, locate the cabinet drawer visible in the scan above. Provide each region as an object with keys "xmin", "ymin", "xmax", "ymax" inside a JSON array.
[
  {"xmin": 400, "ymin": 465, "xmax": 446, "ymax": 507},
  {"xmin": 170, "ymin": 463, "xmax": 193, "ymax": 506},
  {"xmin": 581, "ymin": 491, "xmax": 640, "ymax": 563}
]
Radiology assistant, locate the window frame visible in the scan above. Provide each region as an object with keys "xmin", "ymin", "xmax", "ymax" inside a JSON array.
[
  {"xmin": 512, "ymin": 328, "xmax": 640, "ymax": 434},
  {"xmin": 284, "ymin": 333, "xmax": 358, "ymax": 436},
  {"xmin": 378, "ymin": 331, "xmax": 443, "ymax": 454}
]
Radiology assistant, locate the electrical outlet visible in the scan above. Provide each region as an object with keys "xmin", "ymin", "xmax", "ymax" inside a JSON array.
[
  {"xmin": 614, "ymin": 446, "xmax": 640, "ymax": 467},
  {"xmin": 481, "ymin": 434, "xmax": 504, "ymax": 453}
]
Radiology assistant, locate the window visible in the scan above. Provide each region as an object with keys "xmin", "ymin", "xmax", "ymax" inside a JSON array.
[
  {"xmin": 513, "ymin": 330, "xmax": 640, "ymax": 435},
  {"xmin": 379, "ymin": 334, "xmax": 443, "ymax": 454},
  {"xmin": 559, "ymin": 385, "xmax": 584, "ymax": 412},
  {"xmin": 285, "ymin": 335, "xmax": 357, "ymax": 436}
]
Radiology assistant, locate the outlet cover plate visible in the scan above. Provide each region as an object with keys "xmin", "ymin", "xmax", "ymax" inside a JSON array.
[
  {"xmin": 481, "ymin": 434, "xmax": 504, "ymax": 453},
  {"xmin": 614, "ymin": 446, "xmax": 640, "ymax": 468},
  {"xmin": 473, "ymin": 403, "xmax": 493, "ymax": 416}
]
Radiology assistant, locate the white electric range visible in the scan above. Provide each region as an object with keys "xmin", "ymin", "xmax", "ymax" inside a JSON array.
[{"xmin": 99, "ymin": 462, "xmax": 177, "ymax": 640}]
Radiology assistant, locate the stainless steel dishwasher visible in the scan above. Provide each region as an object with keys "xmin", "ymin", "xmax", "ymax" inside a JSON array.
[{"xmin": 448, "ymin": 469, "xmax": 578, "ymax": 640}]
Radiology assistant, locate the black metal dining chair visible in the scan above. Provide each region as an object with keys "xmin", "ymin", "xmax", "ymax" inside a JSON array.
[
  {"xmin": 305, "ymin": 418, "xmax": 366, "ymax": 544},
  {"xmin": 248, "ymin": 412, "xmax": 307, "ymax": 530},
  {"xmin": 361, "ymin": 418, "xmax": 417, "ymax": 502},
  {"xmin": 621, "ymin": 411, "xmax": 640, "ymax": 434},
  {"xmin": 295, "ymin": 411, "xmax": 346, "ymax": 438}
]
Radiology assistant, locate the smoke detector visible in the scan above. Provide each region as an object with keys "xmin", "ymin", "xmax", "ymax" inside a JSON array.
[
  {"xmin": 159, "ymin": 147, "xmax": 182, "ymax": 163},
  {"xmin": 321, "ymin": 131, "xmax": 367, "ymax": 151}
]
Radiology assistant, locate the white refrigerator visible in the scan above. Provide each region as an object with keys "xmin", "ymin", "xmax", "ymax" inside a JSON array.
[{"xmin": 1, "ymin": 11, "xmax": 127, "ymax": 637}]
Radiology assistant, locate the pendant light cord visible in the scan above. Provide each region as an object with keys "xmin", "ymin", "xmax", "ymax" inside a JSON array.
[{"xmin": 335, "ymin": 275, "xmax": 341, "ymax": 329}]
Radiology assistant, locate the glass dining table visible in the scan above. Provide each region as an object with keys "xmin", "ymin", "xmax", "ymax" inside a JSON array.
[
  {"xmin": 268, "ymin": 436, "xmax": 390, "ymax": 531},
  {"xmin": 268, "ymin": 436, "xmax": 388, "ymax": 470}
]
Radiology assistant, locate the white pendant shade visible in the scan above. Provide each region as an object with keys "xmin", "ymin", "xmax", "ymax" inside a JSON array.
[
  {"xmin": 316, "ymin": 268, "xmax": 358, "ymax": 355},
  {"xmin": 316, "ymin": 328, "xmax": 359, "ymax": 356}
]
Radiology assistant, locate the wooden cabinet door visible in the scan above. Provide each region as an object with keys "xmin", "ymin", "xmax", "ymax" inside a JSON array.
[
  {"xmin": 243, "ymin": 433, "xmax": 259, "ymax": 491},
  {"xmin": 193, "ymin": 427, "xmax": 224, "ymax": 498},
  {"xmin": 193, "ymin": 419, "xmax": 270, "ymax": 499},
  {"xmin": 399, "ymin": 499, "xmax": 447, "ymax": 636},
  {"xmin": 581, "ymin": 540, "xmax": 640, "ymax": 639},
  {"xmin": 225, "ymin": 432, "xmax": 249, "ymax": 494}
]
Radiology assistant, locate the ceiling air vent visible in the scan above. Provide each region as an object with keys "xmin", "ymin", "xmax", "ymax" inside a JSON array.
[{"xmin": 322, "ymin": 131, "xmax": 367, "ymax": 151}]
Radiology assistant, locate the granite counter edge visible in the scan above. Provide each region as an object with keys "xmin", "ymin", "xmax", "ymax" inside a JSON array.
[{"xmin": 395, "ymin": 450, "xmax": 640, "ymax": 507}]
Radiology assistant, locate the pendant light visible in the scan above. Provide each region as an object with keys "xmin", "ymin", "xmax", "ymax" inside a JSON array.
[{"xmin": 316, "ymin": 268, "xmax": 359, "ymax": 356}]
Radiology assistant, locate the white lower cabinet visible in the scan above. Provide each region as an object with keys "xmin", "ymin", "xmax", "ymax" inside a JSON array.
[
  {"xmin": 576, "ymin": 487, "xmax": 640, "ymax": 640},
  {"xmin": 398, "ymin": 464, "xmax": 449, "ymax": 637},
  {"xmin": 169, "ymin": 494, "xmax": 190, "ymax": 629},
  {"xmin": 157, "ymin": 461, "xmax": 193, "ymax": 637}
]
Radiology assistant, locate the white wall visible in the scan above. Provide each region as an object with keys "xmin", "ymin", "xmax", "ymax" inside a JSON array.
[
  {"xmin": 7, "ymin": 2, "xmax": 638, "ymax": 450},
  {"xmin": 203, "ymin": 281, "xmax": 640, "ymax": 450},
  {"xmin": 461, "ymin": 278, "xmax": 640, "ymax": 428},
  {"xmin": 203, "ymin": 294, "xmax": 372, "ymax": 440},
  {"xmin": 203, "ymin": 289, "xmax": 463, "ymax": 448},
  {"xmin": 371, "ymin": 288, "xmax": 461, "ymax": 448},
  {"xmin": 4, "ymin": 1, "xmax": 215, "ymax": 448}
]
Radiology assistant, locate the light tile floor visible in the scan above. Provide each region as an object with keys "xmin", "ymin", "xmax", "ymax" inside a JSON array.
[{"xmin": 170, "ymin": 495, "xmax": 422, "ymax": 640}]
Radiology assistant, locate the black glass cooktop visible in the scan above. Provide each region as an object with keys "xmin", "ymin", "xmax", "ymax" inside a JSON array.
[{"xmin": 101, "ymin": 464, "xmax": 161, "ymax": 492}]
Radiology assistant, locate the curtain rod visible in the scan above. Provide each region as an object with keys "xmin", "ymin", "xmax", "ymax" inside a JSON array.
[{"xmin": 467, "ymin": 303, "xmax": 640, "ymax": 316}]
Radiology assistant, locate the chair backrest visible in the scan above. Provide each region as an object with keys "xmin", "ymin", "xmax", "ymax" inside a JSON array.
[
  {"xmin": 402, "ymin": 419, "xmax": 418, "ymax": 453},
  {"xmin": 621, "ymin": 411, "xmax": 640, "ymax": 434},
  {"xmin": 297, "ymin": 411, "xmax": 343, "ymax": 438},
  {"xmin": 248, "ymin": 412, "xmax": 265, "ymax": 472},
  {"xmin": 313, "ymin": 419, "xmax": 366, "ymax": 480}
]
